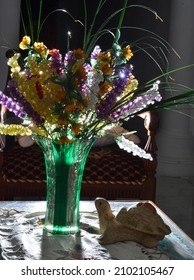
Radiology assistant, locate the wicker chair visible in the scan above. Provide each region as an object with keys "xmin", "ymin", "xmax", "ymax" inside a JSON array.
[{"xmin": 0, "ymin": 111, "xmax": 159, "ymax": 201}]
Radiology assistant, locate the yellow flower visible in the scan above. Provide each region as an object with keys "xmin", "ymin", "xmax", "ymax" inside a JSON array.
[
  {"xmin": 123, "ymin": 45, "xmax": 133, "ymax": 60},
  {"xmin": 19, "ymin": 36, "xmax": 31, "ymax": 50},
  {"xmin": 7, "ymin": 53, "xmax": 21, "ymax": 76},
  {"xmin": 0, "ymin": 124, "xmax": 32, "ymax": 136},
  {"xmin": 126, "ymin": 78, "xmax": 138, "ymax": 92},
  {"xmin": 121, "ymin": 78, "xmax": 138, "ymax": 98},
  {"xmin": 32, "ymin": 125, "xmax": 48, "ymax": 137}
]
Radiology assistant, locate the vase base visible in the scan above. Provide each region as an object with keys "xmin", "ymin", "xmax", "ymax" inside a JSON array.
[{"xmin": 43, "ymin": 224, "xmax": 80, "ymax": 235}]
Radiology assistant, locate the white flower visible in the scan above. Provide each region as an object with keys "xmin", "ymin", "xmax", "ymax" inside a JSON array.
[
  {"xmin": 86, "ymin": 71, "xmax": 103, "ymax": 109},
  {"xmin": 115, "ymin": 135, "xmax": 153, "ymax": 160}
]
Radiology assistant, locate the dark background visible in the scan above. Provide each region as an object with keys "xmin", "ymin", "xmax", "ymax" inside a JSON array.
[{"xmin": 20, "ymin": 0, "xmax": 172, "ymax": 84}]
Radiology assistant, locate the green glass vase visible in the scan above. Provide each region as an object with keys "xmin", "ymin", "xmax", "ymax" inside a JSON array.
[{"xmin": 38, "ymin": 137, "xmax": 95, "ymax": 235}]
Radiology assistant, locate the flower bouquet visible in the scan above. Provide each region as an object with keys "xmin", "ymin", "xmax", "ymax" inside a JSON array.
[{"xmin": 0, "ymin": 0, "xmax": 194, "ymax": 234}]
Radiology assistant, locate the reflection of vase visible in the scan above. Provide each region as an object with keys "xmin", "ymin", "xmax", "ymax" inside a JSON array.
[{"xmin": 38, "ymin": 137, "xmax": 95, "ymax": 235}]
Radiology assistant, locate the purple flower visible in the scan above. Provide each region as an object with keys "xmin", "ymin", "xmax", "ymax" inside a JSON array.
[
  {"xmin": 7, "ymin": 80, "xmax": 44, "ymax": 126},
  {"xmin": 91, "ymin": 46, "xmax": 101, "ymax": 59},
  {"xmin": 0, "ymin": 91, "xmax": 26, "ymax": 119},
  {"xmin": 83, "ymin": 63, "xmax": 92, "ymax": 73},
  {"xmin": 64, "ymin": 51, "xmax": 74, "ymax": 67},
  {"xmin": 96, "ymin": 62, "xmax": 136, "ymax": 120},
  {"xmin": 49, "ymin": 49, "xmax": 63, "ymax": 74},
  {"xmin": 97, "ymin": 76, "xmax": 130, "ymax": 119},
  {"xmin": 109, "ymin": 92, "xmax": 162, "ymax": 121}
]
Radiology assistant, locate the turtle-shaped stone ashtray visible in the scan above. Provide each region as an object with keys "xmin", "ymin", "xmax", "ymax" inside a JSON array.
[{"xmin": 95, "ymin": 198, "xmax": 171, "ymax": 248}]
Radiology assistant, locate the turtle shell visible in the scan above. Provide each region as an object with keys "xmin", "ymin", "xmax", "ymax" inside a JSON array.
[{"xmin": 115, "ymin": 203, "xmax": 171, "ymax": 236}]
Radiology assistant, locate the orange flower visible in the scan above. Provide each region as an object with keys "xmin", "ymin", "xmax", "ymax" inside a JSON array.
[
  {"xmin": 73, "ymin": 48, "xmax": 87, "ymax": 59},
  {"xmin": 19, "ymin": 36, "xmax": 31, "ymax": 50},
  {"xmin": 34, "ymin": 42, "xmax": 48, "ymax": 58},
  {"xmin": 76, "ymin": 102, "xmax": 85, "ymax": 111},
  {"xmin": 71, "ymin": 60, "xmax": 87, "ymax": 79},
  {"xmin": 123, "ymin": 45, "xmax": 133, "ymax": 60},
  {"xmin": 65, "ymin": 102, "xmax": 85, "ymax": 114},
  {"xmin": 99, "ymin": 81, "xmax": 112, "ymax": 96},
  {"xmin": 77, "ymin": 65, "xmax": 87, "ymax": 80},
  {"xmin": 65, "ymin": 103, "xmax": 76, "ymax": 114},
  {"xmin": 57, "ymin": 137, "xmax": 73, "ymax": 144},
  {"xmin": 99, "ymin": 62, "xmax": 113, "ymax": 75},
  {"xmin": 49, "ymin": 49, "xmax": 60, "ymax": 55},
  {"xmin": 72, "ymin": 123, "xmax": 83, "ymax": 135},
  {"xmin": 35, "ymin": 81, "xmax": 44, "ymax": 99},
  {"xmin": 57, "ymin": 118, "xmax": 68, "ymax": 126},
  {"xmin": 55, "ymin": 90, "xmax": 66, "ymax": 101},
  {"xmin": 98, "ymin": 51, "xmax": 112, "ymax": 62}
]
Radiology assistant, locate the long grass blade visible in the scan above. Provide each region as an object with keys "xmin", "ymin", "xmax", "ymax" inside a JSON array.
[
  {"xmin": 85, "ymin": 4, "xmax": 164, "ymax": 54},
  {"xmin": 83, "ymin": 0, "xmax": 87, "ymax": 50},
  {"xmin": 83, "ymin": 0, "xmax": 107, "ymax": 51},
  {"xmin": 37, "ymin": 0, "xmax": 43, "ymax": 41},
  {"xmin": 26, "ymin": 0, "xmax": 34, "ymax": 43},
  {"xmin": 20, "ymin": 8, "xmax": 27, "ymax": 36},
  {"xmin": 38, "ymin": 9, "xmax": 84, "ymax": 39},
  {"xmin": 113, "ymin": 0, "xmax": 128, "ymax": 44}
]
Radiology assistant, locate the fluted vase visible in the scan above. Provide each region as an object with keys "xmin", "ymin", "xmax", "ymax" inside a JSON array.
[{"xmin": 38, "ymin": 137, "xmax": 95, "ymax": 235}]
